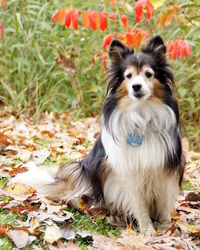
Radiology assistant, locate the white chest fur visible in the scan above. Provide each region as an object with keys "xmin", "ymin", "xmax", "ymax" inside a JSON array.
[
  {"xmin": 101, "ymin": 101, "xmax": 179, "ymax": 221},
  {"xmin": 101, "ymin": 101, "xmax": 177, "ymax": 174}
]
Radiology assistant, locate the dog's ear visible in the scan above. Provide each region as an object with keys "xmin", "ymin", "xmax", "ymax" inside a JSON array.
[
  {"xmin": 109, "ymin": 39, "xmax": 133, "ymax": 63},
  {"xmin": 142, "ymin": 35, "xmax": 166, "ymax": 57}
]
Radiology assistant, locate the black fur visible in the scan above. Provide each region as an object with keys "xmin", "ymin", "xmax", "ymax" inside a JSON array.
[{"xmin": 81, "ymin": 136, "xmax": 106, "ymax": 201}]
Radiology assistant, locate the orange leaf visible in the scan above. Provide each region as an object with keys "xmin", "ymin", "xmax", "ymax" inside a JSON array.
[
  {"xmin": 121, "ymin": 15, "xmax": 128, "ymax": 28},
  {"xmin": 1, "ymin": 0, "xmax": 7, "ymax": 9},
  {"xmin": 99, "ymin": 12, "xmax": 107, "ymax": 31},
  {"xmin": 109, "ymin": 13, "xmax": 117, "ymax": 25},
  {"xmin": 51, "ymin": 10, "xmax": 59, "ymax": 24},
  {"xmin": 135, "ymin": 0, "xmax": 143, "ymax": 23},
  {"xmin": 41, "ymin": 130, "xmax": 54, "ymax": 138},
  {"xmin": 9, "ymin": 166, "xmax": 28, "ymax": 176},
  {"xmin": 64, "ymin": 10, "xmax": 72, "ymax": 28},
  {"xmin": 82, "ymin": 11, "xmax": 90, "ymax": 29},
  {"xmin": 102, "ymin": 34, "xmax": 115, "ymax": 50},
  {"xmin": 112, "ymin": 0, "xmax": 116, "ymax": 8},
  {"xmin": 145, "ymin": 0, "xmax": 154, "ymax": 20},
  {"xmin": 25, "ymin": 144, "xmax": 36, "ymax": 152},
  {"xmin": 0, "ymin": 225, "xmax": 7, "ymax": 235},
  {"xmin": 72, "ymin": 10, "xmax": 79, "ymax": 30},
  {"xmin": 89, "ymin": 11, "xmax": 98, "ymax": 31},
  {"xmin": 57, "ymin": 9, "xmax": 67, "ymax": 25}
]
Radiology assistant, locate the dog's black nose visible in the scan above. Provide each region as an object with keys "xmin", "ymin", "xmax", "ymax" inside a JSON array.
[{"xmin": 132, "ymin": 84, "xmax": 142, "ymax": 92}]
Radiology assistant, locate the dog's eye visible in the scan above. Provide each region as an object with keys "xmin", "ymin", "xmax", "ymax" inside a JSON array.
[
  {"xmin": 145, "ymin": 71, "xmax": 153, "ymax": 78},
  {"xmin": 126, "ymin": 73, "xmax": 132, "ymax": 79}
]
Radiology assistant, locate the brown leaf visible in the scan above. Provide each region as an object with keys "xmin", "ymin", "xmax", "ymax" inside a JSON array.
[
  {"xmin": 77, "ymin": 136, "xmax": 86, "ymax": 144},
  {"xmin": 0, "ymin": 225, "xmax": 8, "ymax": 235},
  {"xmin": 185, "ymin": 192, "xmax": 200, "ymax": 202},
  {"xmin": 189, "ymin": 231, "xmax": 200, "ymax": 239},
  {"xmin": 9, "ymin": 166, "xmax": 28, "ymax": 176},
  {"xmin": 165, "ymin": 223, "xmax": 178, "ymax": 235},
  {"xmin": 10, "ymin": 203, "xmax": 40, "ymax": 213},
  {"xmin": 41, "ymin": 130, "xmax": 55, "ymax": 138},
  {"xmin": 0, "ymin": 132, "xmax": 14, "ymax": 146},
  {"xmin": 57, "ymin": 54, "xmax": 76, "ymax": 73}
]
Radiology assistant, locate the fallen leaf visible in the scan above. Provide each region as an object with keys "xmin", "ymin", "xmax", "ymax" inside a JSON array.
[
  {"xmin": 7, "ymin": 183, "xmax": 35, "ymax": 196},
  {"xmin": 0, "ymin": 225, "xmax": 7, "ymax": 235},
  {"xmin": 7, "ymin": 230, "xmax": 36, "ymax": 248},
  {"xmin": 185, "ymin": 192, "xmax": 200, "ymax": 202},
  {"xmin": 9, "ymin": 166, "xmax": 28, "ymax": 176},
  {"xmin": 44, "ymin": 223, "xmax": 62, "ymax": 244},
  {"xmin": 189, "ymin": 231, "xmax": 200, "ymax": 239},
  {"xmin": 61, "ymin": 223, "xmax": 76, "ymax": 240},
  {"xmin": 29, "ymin": 217, "xmax": 40, "ymax": 231},
  {"xmin": 25, "ymin": 144, "xmax": 37, "ymax": 152},
  {"xmin": 31, "ymin": 149, "xmax": 50, "ymax": 164},
  {"xmin": 41, "ymin": 130, "xmax": 55, "ymax": 138}
]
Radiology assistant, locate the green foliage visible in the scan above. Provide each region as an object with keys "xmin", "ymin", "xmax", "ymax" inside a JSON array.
[
  {"xmin": 181, "ymin": 180, "xmax": 198, "ymax": 191},
  {"xmin": 0, "ymin": 0, "xmax": 199, "ymax": 149},
  {"xmin": 153, "ymin": 0, "xmax": 200, "ymax": 151},
  {"xmin": 68, "ymin": 208, "xmax": 120, "ymax": 237}
]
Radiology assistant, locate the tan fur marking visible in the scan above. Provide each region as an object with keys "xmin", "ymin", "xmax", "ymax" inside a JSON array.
[
  {"xmin": 115, "ymin": 80, "xmax": 132, "ymax": 107},
  {"xmin": 152, "ymin": 79, "xmax": 165, "ymax": 99}
]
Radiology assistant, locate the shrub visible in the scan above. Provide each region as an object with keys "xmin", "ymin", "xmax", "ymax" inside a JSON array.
[{"xmin": 0, "ymin": 0, "xmax": 199, "ymax": 150}]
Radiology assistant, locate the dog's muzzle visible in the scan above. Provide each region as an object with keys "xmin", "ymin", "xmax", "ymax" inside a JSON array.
[{"xmin": 132, "ymin": 84, "xmax": 144, "ymax": 98}]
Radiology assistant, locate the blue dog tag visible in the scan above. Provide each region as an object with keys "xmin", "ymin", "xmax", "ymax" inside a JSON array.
[{"xmin": 127, "ymin": 133, "xmax": 143, "ymax": 146}]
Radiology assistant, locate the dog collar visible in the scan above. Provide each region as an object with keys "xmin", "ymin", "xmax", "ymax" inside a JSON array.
[{"xmin": 127, "ymin": 133, "xmax": 143, "ymax": 146}]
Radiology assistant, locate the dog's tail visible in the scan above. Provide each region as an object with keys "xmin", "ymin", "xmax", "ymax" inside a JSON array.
[{"xmin": 11, "ymin": 161, "xmax": 92, "ymax": 207}]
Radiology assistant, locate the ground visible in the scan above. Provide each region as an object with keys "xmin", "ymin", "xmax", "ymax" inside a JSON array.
[{"xmin": 0, "ymin": 108, "xmax": 200, "ymax": 249}]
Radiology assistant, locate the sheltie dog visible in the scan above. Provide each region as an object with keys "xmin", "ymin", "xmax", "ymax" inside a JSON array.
[{"xmin": 13, "ymin": 35, "xmax": 185, "ymax": 234}]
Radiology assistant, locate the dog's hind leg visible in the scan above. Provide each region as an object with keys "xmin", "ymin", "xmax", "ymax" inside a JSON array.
[{"xmin": 44, "ymin": 162, "xmax": 92, "ymax": 207}]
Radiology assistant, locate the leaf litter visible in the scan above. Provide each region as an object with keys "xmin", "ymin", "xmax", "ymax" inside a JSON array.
[{"xmin": 0, "ymin": 108, "xmax": 199, "ymax": 249}]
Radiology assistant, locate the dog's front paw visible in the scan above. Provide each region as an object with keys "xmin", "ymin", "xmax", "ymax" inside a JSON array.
[
  {"xmin": 140, "ymin": 224, "xmax": 157, "ymax": 236},
  {"xmin": 160, "ymin": 220, "xmax": 172, "ymax": 231}
]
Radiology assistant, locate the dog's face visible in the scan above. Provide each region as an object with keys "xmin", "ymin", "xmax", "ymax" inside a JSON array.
[{"xmin": 107, "ymin": 36, "xmax": 174, "ymax": 108}]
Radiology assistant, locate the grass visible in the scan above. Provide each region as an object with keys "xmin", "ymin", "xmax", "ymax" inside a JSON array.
[
  {"xmin": 70, "ymin": 208, "xmax": 120, "ymax": 237},
  {"xmin": 181, "ymin": 180, "xmax": 199, "ymax": 191},
  {"xmin": 0, "ymin": 177, "xmax": 8, "ymax": 188}
]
